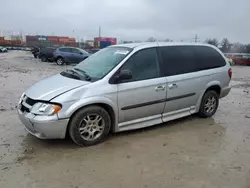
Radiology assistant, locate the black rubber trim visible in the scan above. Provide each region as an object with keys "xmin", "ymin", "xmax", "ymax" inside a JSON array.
[
  {"xmin": 166, "ymin": 93, "xmax": 195, "ymax": 102},
  {"xmin": 121, "ymin": 99, "xmax": 166, "ymax": 111},
  {"xmin": 121, "ymin": 93, "xmax": 195, "ymax": 110}
]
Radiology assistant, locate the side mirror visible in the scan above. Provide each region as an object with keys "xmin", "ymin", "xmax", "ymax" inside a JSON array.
[
  {"xmin": 79, "ymin": 52, "xmax": 83, "ymax": 55},
  {"xmin": 109, "ymin": 69, "xmax": 132, "ymax": 84},
  {"xmin": 118, "ymin": 69, "xmax": 132, "ymax": 81}
]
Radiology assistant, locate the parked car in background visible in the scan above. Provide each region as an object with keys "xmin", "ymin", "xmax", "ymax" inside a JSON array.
[
  {"xmin": 0, "ymin": 46, "xmax": 8, "ymax": 52},
  {"xmin": 31, "ymin": 47, "xmax": 40, "ymax": 58},
  {"xmin": 17, "ymin": 43, "xmax": 231, "ymax": 146},
  {"xmin": 38, "ymin": 47, "xmax": 57, "ymax": 62},
  {"xmin": 225, "ymin": 53, "xmax": 250, "ymax": 66},
  {"xmin": 53, "ymin": 47, "xmax": 89, "ymax": 65}
]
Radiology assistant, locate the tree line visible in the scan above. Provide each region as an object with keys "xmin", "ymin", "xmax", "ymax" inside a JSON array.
[
  {"xmin": 122, "ymin": 37, "xmax": 250, "ymax": 54},
  {"xmin": 205, "ymin": 38, "xmax": 250, "ymax": 53},
  {"xmin": 147, "ymin": 37, "xmax": 250, "ymax": 53}
]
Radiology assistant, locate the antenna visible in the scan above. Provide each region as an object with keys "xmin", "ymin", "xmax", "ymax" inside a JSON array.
[{"xmin": 99, "ymin": 26, "xmax": 101, "ymax": 38}]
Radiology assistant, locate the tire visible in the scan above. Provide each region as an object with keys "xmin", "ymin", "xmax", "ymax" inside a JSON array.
[
  {"xmin": 198, "ymin": 90, "xmax": 219, "ymax": 118},
  {"xmin": 69, "ymin": 106, "xmax": 111, "ymax": 146},
  {"xmin": 56, "ymin": 57, "xmax": 65, "ymax": 65},
  {"xmin": 41, "ymin": 55, "xmax": 47, "ymax": 62}
]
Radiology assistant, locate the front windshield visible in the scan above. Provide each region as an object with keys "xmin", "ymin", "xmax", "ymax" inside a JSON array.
[{"xmin": 74, "ymin": 47, "xmax": 132, "ymax": 79}]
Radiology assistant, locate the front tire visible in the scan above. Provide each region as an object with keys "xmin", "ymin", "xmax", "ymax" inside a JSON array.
[
  {"xmin": 198, "ymin": 90, "xmax": 219, "ymax": 118},
  {"xmin": 56, "ymin": 57, "xmax": 65, "ymax": 65},
  {"xmin": 69, "ymin": 106, "xmax": 111, "ymax": 146}
]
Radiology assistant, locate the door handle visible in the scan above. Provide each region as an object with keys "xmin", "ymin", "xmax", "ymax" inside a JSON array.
[
  {"xmin": 168, "ymin": 83, "xmax": 178, "ymax": 89},
  {"xmin": 155, "ymin": 85, "xmax": 166, "ymax": 92}
]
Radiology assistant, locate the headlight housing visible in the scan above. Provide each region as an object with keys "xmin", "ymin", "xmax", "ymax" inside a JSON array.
[{"xmin": 31, "ymin": 102, "xmax": 62, "ymax": 116}]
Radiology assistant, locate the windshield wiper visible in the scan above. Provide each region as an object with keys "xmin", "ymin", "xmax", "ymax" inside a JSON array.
[
  {"xmin": 61, "ymin": 69, "xmax": 83, "ymax": 80},
  {"xmin": 73, "ymin": 68, "xmax": 92, "ymax": 81}
]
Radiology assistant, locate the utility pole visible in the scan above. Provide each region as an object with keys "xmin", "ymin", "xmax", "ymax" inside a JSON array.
[
  {"xmin": 194, "ymin": 34, "xmax": 198, "ymax": 43},
  {"xmin": 99, "ymin": 26, "xmax": 101, "ymax": 38}
]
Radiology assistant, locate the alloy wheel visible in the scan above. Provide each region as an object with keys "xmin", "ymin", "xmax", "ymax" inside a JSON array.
[
  {"xmin": 78, "ymin": 114, "xmax": 105, "ymax": 141},
  {"xmin": 204, "ymin": 96, "xmax": 217, "ymax": 114},
  {"xmin": 57, "ymin": 58, "xmax": 63, "ymax": 65}
]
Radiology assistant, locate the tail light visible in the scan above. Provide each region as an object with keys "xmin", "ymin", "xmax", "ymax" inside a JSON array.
[
  {"xmin": 53, "ymin": 51, "xmax": 56, "ymax": 55},
  {"xmin": 228, "ymin": 68, "xmax": 232, "ymax": 79}
]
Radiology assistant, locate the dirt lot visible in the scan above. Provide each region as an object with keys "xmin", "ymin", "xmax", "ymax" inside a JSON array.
[{"xmin": 0, "ymin": 51, "xmax": 250, "ymax": 188}]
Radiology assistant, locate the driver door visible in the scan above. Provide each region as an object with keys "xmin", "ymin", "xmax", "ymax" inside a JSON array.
[{"xmin": 117, "ymin": 48, "xmax": 166, "ymax": 130}]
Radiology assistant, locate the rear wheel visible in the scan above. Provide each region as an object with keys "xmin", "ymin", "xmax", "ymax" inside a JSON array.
[
  {"xmin": 198, "ymin": 90, "xmax": 219, "ymax": 118},
  {"xmin": 41, "ymin": 55, "xmax": 47, "ymax": 62},
  {"xmin": 56, "ymin": 57, "xmax": 65, "ymax": 65},
  {"xmin": 69, "ymin": 106, "xmax": 111, "ymax": 146}
]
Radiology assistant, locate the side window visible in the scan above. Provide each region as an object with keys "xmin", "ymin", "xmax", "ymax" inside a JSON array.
[
  {"xmin": 120, "ymin": 48, "xmax": 159, "ymax": 82},
  {"xmin": 59, "ymin": 48, "xmax": 67, "ymax": 52},
  {"xmin": 195, "ymin": 46, "xmax": 226, "ymax": 70},
  {"xmin": 159, "ymin": 46, "xmax": 197, "ymax": 76},
  {"xmin": 72, "ymin": 48, "xmax": 80, "ymax": 54}
]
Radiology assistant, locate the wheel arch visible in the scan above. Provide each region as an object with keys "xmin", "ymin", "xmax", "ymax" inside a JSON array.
[
  {"xmin": 65, "ymin": 100, "xmax": 118, "ymax": 138},
  {"xmin": 55, "ymin": 56, "xmax": 63, "ymax": 61},
  {"xmin": 205, "ymin": 85, "xmax": 221, "ymax": 95},
  {"xmin": 196, "ymin": 82, "xmax": 222, "ymax": 112}
]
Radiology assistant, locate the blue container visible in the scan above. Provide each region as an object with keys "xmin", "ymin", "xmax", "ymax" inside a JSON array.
[
  {"xmin": 100, "ymin": 41, "xmax": 112, "ymax": 49},
  {"xmin": 36, "ymin": 35, "xmax": 48, "ymax": 41}
]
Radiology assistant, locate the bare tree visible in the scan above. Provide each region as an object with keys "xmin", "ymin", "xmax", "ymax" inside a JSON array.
[
  {"xmin": 245, "ymin": 44, "xmax": 250, "ymax": 53},
  {"xmin": 147, "ymin": 37, "xmax": 156, "ymax": 42},
  {"xmin": 164, "ymin": 38, "xmax": 173, "ymax": 42},
  {"xmin": 205, "ymin": 38, "xmax": 219, "ymax": 47},
  {"xmin": 220, "ymin": 38, "xmax": 231, "ymax": 53},
  {"xmin": 230, "ymin": 43, "xmax": 246, "ymax": 53}
]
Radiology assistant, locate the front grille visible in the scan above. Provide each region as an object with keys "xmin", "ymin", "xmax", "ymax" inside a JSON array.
[
  {"xmin": 26, "ymin": 97, "xmax": 37, "ymax": 106},
  {"xmin": 21, "ymin": 104, "xmax": 30, "ymax": 113},
  {"xmin": 20, "ymin": 95, "xmax": 37, "ymax": 113}
]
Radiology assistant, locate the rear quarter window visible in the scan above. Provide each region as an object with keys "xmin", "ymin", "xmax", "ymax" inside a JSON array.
[
  {"xmin": 194, "ymin": 46, "xmax": 226, "ymax": 70},
  {"xmin": 159, "ymin": 45, "xmax": 226, "ymax": 77}
]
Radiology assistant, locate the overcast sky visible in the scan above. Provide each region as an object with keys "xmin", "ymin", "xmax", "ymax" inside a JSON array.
[{"xmin": 1, "ymin": 0, "xmax": 250, "ymax": 43}]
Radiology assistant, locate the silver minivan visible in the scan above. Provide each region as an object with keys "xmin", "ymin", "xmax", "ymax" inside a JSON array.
[{"xmin": 18, "ymin": 43, "xmax": 231, "ymax": 146}]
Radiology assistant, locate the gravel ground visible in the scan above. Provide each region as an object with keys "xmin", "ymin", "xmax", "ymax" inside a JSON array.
[{"xmin": 0, "ymin": 51, "xmax": 250, "ymax": 188}]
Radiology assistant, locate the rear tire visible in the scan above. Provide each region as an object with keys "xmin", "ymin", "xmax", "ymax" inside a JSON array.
[
  {"xmin": 56, "ymin": 57, "xmax": 65, "ymax": 65},
  {"xmin": 69, "ymin": 106, "xmax": 111, "ymax": 146},
  {"xmin": 41, "ymin": 55, "xmax": 47, "ymax": 62},
  {"xmin": 198, "ymin": 90, "xmax": 219, "ymax": 118}
]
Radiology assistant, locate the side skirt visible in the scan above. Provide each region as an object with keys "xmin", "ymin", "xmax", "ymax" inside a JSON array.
[{"xmin": 116, "ymin": 106, "xmax": 197, "ymax": 132}]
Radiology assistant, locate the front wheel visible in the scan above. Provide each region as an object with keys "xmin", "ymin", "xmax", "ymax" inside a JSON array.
[
  {"xmin": 56, "ymin": 57, "xmax": 65, "ymax": 65},
  {"xmin": 69, "ymin": 106, "xmax": 111, "ymax": 146},
  {"xmin": 198, "ymin": 90, "xmax": 219, "ymax": 118}
]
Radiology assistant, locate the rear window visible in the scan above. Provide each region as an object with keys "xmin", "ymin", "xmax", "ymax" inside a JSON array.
[
  {"xmin": 194, "ymin": 46, "xmax": 226, "ymax": 70},
  {"xmin": 43, "ymin": 48, "xmax": 56, "ymax": 52},
  {"xmin": 159, "ymin": 45, "xmax": 226, "ymax": 76}
]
